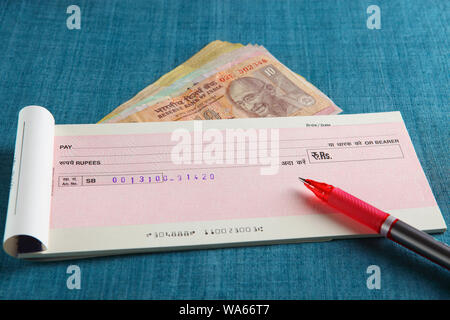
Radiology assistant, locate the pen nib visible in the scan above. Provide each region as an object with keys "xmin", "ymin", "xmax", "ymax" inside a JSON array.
[{"xmin": 298, "ymin": 177, "xmax": 307, "ymax": 184}]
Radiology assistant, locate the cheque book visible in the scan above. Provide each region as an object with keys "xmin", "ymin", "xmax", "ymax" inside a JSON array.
[{"xmin": 3, "ymin": 106, "xmax": 446, "ymax": 260}]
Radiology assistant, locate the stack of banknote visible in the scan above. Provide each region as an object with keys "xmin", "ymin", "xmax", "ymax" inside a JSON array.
[{"xmin": 99, "ymin": 40, "xmax": 341, "ymax": 123}]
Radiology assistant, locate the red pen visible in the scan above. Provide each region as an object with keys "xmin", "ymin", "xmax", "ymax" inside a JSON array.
[{"xmin": 299, "ymin": 177, "xmax": 450, "ymax": 270}]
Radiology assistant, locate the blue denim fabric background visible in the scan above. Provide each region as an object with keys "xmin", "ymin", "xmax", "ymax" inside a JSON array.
[{"xmin": 0, "ymin": 0, "xmax": 448, "ymax": 299}]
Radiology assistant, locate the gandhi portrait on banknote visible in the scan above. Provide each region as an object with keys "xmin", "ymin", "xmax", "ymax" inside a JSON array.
[{"xmin": 226, "ymin": 77, "xmax": 315, "ymax": 118}]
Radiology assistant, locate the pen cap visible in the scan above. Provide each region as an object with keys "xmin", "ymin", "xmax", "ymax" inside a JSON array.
[{"xmin": 327, "ymin": 188, "xmax": 389, "ymax": 233}]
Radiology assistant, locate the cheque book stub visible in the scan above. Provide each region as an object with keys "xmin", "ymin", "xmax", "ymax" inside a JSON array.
[{"xmin": 3, "ymin": 106, "xmax": 446, "ymax": 260}]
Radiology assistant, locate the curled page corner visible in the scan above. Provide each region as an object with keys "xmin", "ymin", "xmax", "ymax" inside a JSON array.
[{"xmin": 3, "ymin": 106, "xmax": 55, "ymax": 257}]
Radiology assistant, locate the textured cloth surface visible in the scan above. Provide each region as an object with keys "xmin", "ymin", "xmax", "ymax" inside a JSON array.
[{"xmin": 0, "ymin": 0, "xmax": 449, "ymax": 299}]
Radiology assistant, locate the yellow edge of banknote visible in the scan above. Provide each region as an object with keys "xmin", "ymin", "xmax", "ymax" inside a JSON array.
[{"xmin": 98, "ymin": 41, "xmax": 243, "ymax": 123}]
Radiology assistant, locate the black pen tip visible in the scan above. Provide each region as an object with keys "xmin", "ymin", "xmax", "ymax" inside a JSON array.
[{"xmin": 298, "ymin": 177, "xmax": 307, "ymax": 183}]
